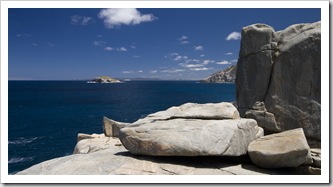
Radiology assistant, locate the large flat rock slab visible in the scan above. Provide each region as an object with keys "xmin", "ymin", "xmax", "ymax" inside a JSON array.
[
  {"xmin": 248, "ymin": 128, "xmax": 313, "ymax": 168},
  {"xmin": 16, "ymin": 139, "xmax": 294, "ymax": 175},
  {"xmin": 120, "ymin": 118, "xmax": 260, "ymax": 156},
  {"xmin": 137, "ymin": 102, "xmax": 240, "ymax": 123}
]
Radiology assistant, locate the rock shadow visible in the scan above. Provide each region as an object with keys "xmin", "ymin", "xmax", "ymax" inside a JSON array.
[{"xmin": 114, "ymin": 150, "xmax": 252, "ymax": 170}]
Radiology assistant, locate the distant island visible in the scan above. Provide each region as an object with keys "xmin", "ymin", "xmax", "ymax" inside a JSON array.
[
  {"xmin": 200, "ymin": 65, "xmax": 236, "ymax": 83},
  {"xmin": 87, "ymin": 76, "xmax": 122, "ymax": 83}
]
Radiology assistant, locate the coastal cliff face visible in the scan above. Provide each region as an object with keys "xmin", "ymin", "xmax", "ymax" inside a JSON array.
[
  {"xmin": 236, "ymin": 21, "xmax": 321, "ymax": 141},
  {"xmin": 200, "ymin": 65, "xmax": 236, "ymax": 83}
]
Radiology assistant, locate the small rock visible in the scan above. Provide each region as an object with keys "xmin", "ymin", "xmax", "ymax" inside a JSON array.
[
  {"xmin": 77, "ymin": 133, "xmax": 103, "ymax": 142},
  {"xmin": 248, "ymin": 128, "xmax": 313, "ymax": 168},
  {"xmin": 310, "ymin": 148, "xmax": 321, "ymax": 168},
  {"xmin": 252, "ymin": 101, "xmax": 267, "ymax": 111},
  {"xmin": 245, "ymin": 110, "xmax": 280, "ymax": 133},
  {"xmin": 103, "ymin": 117, "xmax": 129, "ymax": 137}
]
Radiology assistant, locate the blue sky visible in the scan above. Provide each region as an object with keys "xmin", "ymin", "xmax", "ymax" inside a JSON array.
[{"xmin": 8, "ymin": 8, "xmax": 320, "ymax": 80}]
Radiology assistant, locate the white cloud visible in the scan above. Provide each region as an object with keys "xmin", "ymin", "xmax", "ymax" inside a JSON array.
[
  {"xmin": 138, "ymin": 70, "xmax": 143, "ymax": 73},
  {"xmin": 46, "ymin": 41, "xmax": 56, "ymax": 47},
  {"xmin": 165, "ymin": 53, "xmax": 190, "ymax": 61},
  {"xmin": 174, "ymin": 55, "xmax": 188, "ymax": 61},
  {"xmin": 104, "ymin": 46, "xmax": 128, "ymax": 52},
  {"xmin": 194, "ymin": 45, "xmax": 204, "ymax": 51},
  {"xmin": 180, "ymin": 62, "xmax": 205, "ymax": 68},
  {"xmin": 200, "ymin": 54, "xmax": 205, "ymax": 57},
  {"xmin": 179, "ymin": 36, "xmax": 188, "ymax": 41},
  {"xmin": 162, "ymin": 69, "xmax": 185, "ymax": 73},
  {"xmin": 98, "ymin": 8, "xmax": 156, "ymax": 28},
  {"xmin": 190, "ymin": 67, "xmax": 210, "ymax": 71},
  {"xmin": 225, "ymin": 52, "xmax": 233, "ymax": 55},
  {"xmin": 180, "ymin": 40, "xmax": 189, "ymax": 44},
  {"xmin": 216, "ymin": 60, "xmax": 231, "ymax": 65},
  {"xmin": 185, "ymin": 59, "xmax": 200, "ymax": 63},
  {"xmin": 32, "ymin": 43, "xmax": 38, "ymax": 47},
  {"xmin": 230, "ymin": 59, "xmax": 238, "ymax": 63},
  {"xmin": 178, "ymin": 36, "xmax": 189, "ymax": 44},
  {"xmin": 93, "ymin": 41, "xmax": 107, "ymax": 47},
  {"xmin": 16, "ymin": 33, "xmax": 31, "ymax": 37},
  {"xmin": 150, "ymin": 70, "xmax": 158, "ymax": 74},
  {"xmin": 122, "ymin": 70, "xmax": 133, "ymax": 74},
  {"xmin": 226, "ymin": 32, "xmax": 241, "ymax": 40},
  {"xmin": 96, "ymin": 34, "xmax": 103, "ymax": 38},
  {"xmin": 133, "ymin": 55, "xmax": 140, "ymax": 58},
  {"xmin": 203, "ymin": 60, "xmax": 214, "ymax": 65},
  {"xmin": 104, "ymin": 46, "xmax": 114, "ymax": 51},
  {"xmin": 165, "ymin": 53, "xmax": 178, "ymax": 58},
  {"xmin": 117, "ymin": 47, "xmax": 127, "ymax": 52},
  {"xmin": 71, "ymin": 15, "xmax": 92, "ymax": 25}
]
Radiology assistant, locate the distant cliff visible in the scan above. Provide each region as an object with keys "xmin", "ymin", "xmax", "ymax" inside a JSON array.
[
  {"xmin": 200, "ymin": 65, "xmax": 236, "ymax": 83},
  {"xmin": 88, "ymin": 76, "xmax": 121, "ymax": 83}
]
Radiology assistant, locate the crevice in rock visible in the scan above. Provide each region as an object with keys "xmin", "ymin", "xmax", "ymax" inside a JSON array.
[
  {"xmin": 218, "ymin": 168, "xmax": 237, "ymax": 175},
  {"xmin": 160, "ymin": 167, "xmax": 179, "ymax": 175},
  {"xmin": 262, "ymin": 52, "xmax": 277, "ymax": 105},
  {"xmin": 239, "ymin": 48, "xmax": 277, "ymax": 59}
]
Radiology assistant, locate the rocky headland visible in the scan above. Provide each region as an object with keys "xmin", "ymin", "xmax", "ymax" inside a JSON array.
[
  {"xmin": 200, "ymin": 65, "xmax": 236, "ymax": 83},
  {"xmin": 16, "ymin": 21, "xmax": 321, "ymax": 175},
  {"xmin": 87, "ymin": 76, "xmax": 121, "ymax": 83}
]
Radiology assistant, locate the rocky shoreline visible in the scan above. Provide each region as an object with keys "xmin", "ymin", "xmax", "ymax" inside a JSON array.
[
  {"xmin": 16, "ymin": 102, "xmax": 320, "ymax": 175},
  {"xmin": 16, "ymin": 21, "xmax": 321, "ymax": 175}
]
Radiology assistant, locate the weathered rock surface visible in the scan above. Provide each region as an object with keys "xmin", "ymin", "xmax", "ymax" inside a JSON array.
[
  {"xmin": 119, "ymin": 102, "xmax": 258, "ymax": 156},
  {"xmin": 245, "ymin": 102, "xmax": 280, "ymax": 133},
  {"xmin": 236, "ymin": 21, "xmax": 321, "ymax": 140},
  {"xmin": 200, "ymin": 65, "xmax": 236, "ymax": 83},
  {"xmin": 310, "ymin": 148, "xmax": 321, "ymax": 168},
  {"xmin": 134, "ymin": 102, "xmax": 240, "ymax": 123},
  {"xmin": 245, "ymin": 110, "xmax": 280, "ymax": 133},
  {"xmin": 120, "ymin": 118, "xmax": 260, "ymax": 156},
  {"xmin": 17, "ymin": 135, "xmax": 303, "ymax": 175},
  {"xmin": 103, "ymin": 116, "xmax": 130, "ymax": 137},
  {"xmin": 73, "ymin": 134, "xmax": 122, "ymax": 154},
  {"xmin": 248, "ymin": 128, "xmax": 313, "ymax": 168},
  {"xmin": 236, "ymin": 24, "xmax": 276, "ymax": 109}
]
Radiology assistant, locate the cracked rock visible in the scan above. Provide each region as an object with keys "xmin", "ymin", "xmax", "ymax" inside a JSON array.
[{"xmin": 118, "ymin": 102, "xmax": 262, "ymax": 156}]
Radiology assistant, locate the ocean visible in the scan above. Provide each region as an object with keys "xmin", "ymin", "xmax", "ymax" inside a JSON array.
[{"xmin": 8, "ymin": 80, "xmax": 235, "ymax": 174}]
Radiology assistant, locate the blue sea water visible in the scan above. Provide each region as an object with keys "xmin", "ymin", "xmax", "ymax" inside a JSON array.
[{"xmin": 8, "ymin": 80, "xmax": 235, "ymax": 174}]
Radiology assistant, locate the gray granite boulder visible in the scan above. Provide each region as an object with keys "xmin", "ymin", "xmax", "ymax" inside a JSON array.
[
  {"xmin": 119, "ymin": 102, "xmax": 259, "ymax": 156},
  {"xmin": 248, "ymin": 128, "xmax": 313, "ymax": 168},
  {"xmin": 120, "ymin": 118, "xmax": 260, "ymax": 156},
  {"xmin": 264, "ymin": 22, "xmax": 321, "ymax": 140},
  {"xmin": 236, "ymin": 21, "xmax": 321, "ymax": 140},
  {"xmin": 236, "ymin": 24, "xmax": 277, "ymax": 110}
]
